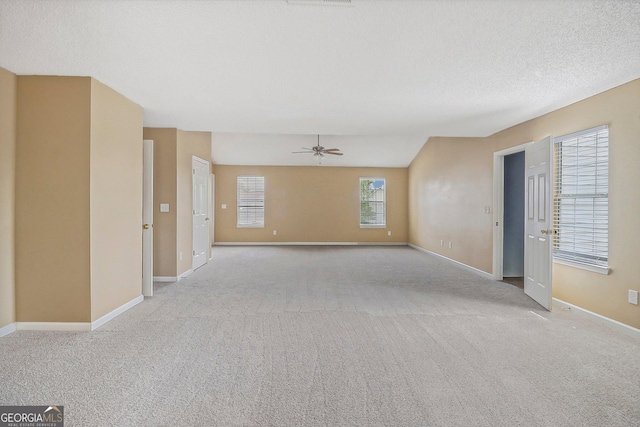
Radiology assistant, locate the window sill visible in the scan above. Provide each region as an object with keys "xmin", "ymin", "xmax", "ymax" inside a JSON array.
[
  {"xmin": 553, "ymin": 258, "xmax": 610, "ymax": 275},
  {"xmin": 237, "ymin": 224, "xmax": 264, "ymax": 229},
  {"xmin": 360, "ymin": 224, "xmax": 386, "ymax": 229}
]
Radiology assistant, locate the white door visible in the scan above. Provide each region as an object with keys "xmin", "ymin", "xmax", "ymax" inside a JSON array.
[
  {"xmin": 192, "ymin": 157, "xmax": 209, "ymax": 270},
  {"xmin": 142, "ymin": 139, "xmax": 154, "ymax": 297},
  {"xmin": 209, "ymin": 174, "xmax": 215, "ymax": 258},
  {"xmin": 524, "ymin": 136, "xmax": 553, "ymax": 310}
]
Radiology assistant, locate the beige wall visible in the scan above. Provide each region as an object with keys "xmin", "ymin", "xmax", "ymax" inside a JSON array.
[
  {"xmin": 215, "ymin": 166, "xmax": 408, "ymax": 243},
  {"xmin": 0, "ymin": 66, "xmax": 17, "ymax": 329},
  {"xmin": 408, "ymin": 78, "xmax": 640, "ymax": 328},
  {"xmin": 15, "ymin": 76, "xmax": 143, "ymax": 323},
  {"xmin": 90, "ymin": 79, "xmax": 143, "ymax": 321},
  {"xmin": 16, "ymin": 76, "xmax": 92, "ymax": 322},
  {"xmin": 408, "ymin": 136, "xmax": 493, "ymax": 273},
  {"xmin": 143, "ymin": 128, "xmax": 178, "ymax": 277},
  {"xmin": 176, "ymin": 130, "xmax": 211, "ymax": 274}
]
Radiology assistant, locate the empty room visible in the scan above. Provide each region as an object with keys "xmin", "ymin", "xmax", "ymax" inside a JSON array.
[{"xmin": 1, "ymin": 1, "xmax": 639, "ymax": 426}]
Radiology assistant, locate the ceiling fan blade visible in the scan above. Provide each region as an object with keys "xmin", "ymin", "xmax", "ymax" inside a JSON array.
[
  {"xmin": 291, "ymin": 151, "xmax": 314, "ymax": 154},
  {"xmin": 324, "ymin": 151, "xmax": 343, "ymax": 156},
  {"xmin": 324, "ymin": 148, "xmax": 340, "ymax": 152}
]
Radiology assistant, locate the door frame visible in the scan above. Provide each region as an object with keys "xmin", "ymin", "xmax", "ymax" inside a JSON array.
[
  {"xmin": 209, "ymin": 173, "xmax": 215, "ymax": 259},
  {"xmin": 492, "ymin": 142, "xmax": 531, "ymax": 281},
  {"xmin": 142, "ymin": 139, "xmax": 154, "ymax": 297}
]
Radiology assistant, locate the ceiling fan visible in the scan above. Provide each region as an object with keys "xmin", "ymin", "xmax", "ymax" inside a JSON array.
[{"xmin": 292, "ymin": 135, "xmax": 343, "ymax": 163}]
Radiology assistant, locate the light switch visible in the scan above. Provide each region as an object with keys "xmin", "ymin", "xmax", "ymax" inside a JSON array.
[{"xmin": 160, "ymin": 203, "xmax": 170, "ymax": 213}]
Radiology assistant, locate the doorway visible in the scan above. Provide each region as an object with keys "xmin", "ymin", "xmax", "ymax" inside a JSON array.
[
  {"xmin": 492, "ymin": 142, "xmax": 528, "ymax": 283},
  {"xmin": 493, "ymin": 139, "xmax": 554, "ymax": 310},
  {"xmin": 503, "ymin": 151, "xmax": 525, "ymax": 288}
]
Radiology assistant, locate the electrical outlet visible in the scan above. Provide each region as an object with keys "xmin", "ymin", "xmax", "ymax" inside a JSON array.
[
  {"xmin": 484, "ymin": 206, "xmax": 491, "ymax": 214},
  {"xmin": 179, "ymin": 251, "xmax": 183, "ymax": 261},
  {"xmin": 440, "ymin": 240, "xmax": 443, "ymax": 246},
  {"xmin": 387, "ymin": 231, "xmax": 391, "ymax": 236},
  {"xmin": 629, "ymin": 289, "xmax": 638, "ymax": 305},
  {"xmin": 273, "ymin": 230, "xmax": 277, "ymax": 236},
  {"xmin": 448, "ymin": 242, "xmax": 452, "ymax": 249}
]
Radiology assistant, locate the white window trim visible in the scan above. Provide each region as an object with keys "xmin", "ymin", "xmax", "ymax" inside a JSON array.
[
  {"xmin": 237, "ymin": 176, "xmax": 265, "ymax": 229},
  {"xmin": 553, "ymin": 258, "xmax": 610, "ymax": 275},
  {"xmin": 553, "ymin": 125, "xmax": 609, "ymax": 272},
  {"xmin": 359, "ymin": 177, "xmax": 386, "ymax": 228},
  {"xmin": 237, "ymin": 224, "xmax": 265, "ymax": 229}
]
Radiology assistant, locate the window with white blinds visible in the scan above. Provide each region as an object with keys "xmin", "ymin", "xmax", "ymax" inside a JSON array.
[
  {"xmin": 360, "ymin": 178, "xmax": 386, "ymax": 227},
  {"xmin": 237, "ymin": 176, "xmax": 265, "ymax": 228},
  {"xmin": 553, "ymin": 125, "xmax": 608, "ymax": 269}
]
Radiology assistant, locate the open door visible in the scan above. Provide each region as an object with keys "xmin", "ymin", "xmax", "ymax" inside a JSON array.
[
  {"xmin": 142, "ymin": 139, "xmax": 154, "ymax": 297},
  {"xmin": 209, "ymin": 173, "xmax": 215, "ymax": 259},
  {"xmin": 524, "ymin": 136, "xmax": 553, "ymax": 310},
  {"xmin": 192, "ymin": 156, "xmax": 209, "ymax": 270}
]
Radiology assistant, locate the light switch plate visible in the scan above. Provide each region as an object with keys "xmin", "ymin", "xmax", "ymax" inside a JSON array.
[
  {"xmin": 160, "ymin": 203, "xmax": 170, "ymax": 213},
  {"xmin": 629, "ymin": 290, "xmax": 638, "ymax": 305},
  {"xmin": 221, "ymin": 204, "xmax": 227, "ymax": 209}
]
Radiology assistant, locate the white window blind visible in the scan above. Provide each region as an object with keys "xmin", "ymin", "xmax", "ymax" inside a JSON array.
[
  {"xmin": 553, "ymin": 125, "xmax": 608, "ymax": 268},
  {"xmin": 237, "ymin": 176, "xmax": 265, "ymax": 228},
  {"xmin": 360, "ymin": 178, "xmax": 386, "ymax": 227}
]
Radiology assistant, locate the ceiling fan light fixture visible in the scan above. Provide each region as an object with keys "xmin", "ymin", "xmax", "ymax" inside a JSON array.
[{"xmin": 291, "ymin": 134, "xmax": 343, "ymax": 164}]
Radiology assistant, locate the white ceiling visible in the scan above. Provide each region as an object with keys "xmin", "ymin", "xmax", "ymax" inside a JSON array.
[{"xmin": 1, "ymin": 0, "xmax": 639, "ymax": 167}]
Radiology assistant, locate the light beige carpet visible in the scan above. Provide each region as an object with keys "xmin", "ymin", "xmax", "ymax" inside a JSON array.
[{"xmin": 1, "ymin": 246, "xmax": 639, "ymax": 426}]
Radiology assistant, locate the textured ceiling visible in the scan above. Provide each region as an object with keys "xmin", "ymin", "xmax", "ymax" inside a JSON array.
[{"xmin": 1, "ymin": 0, "xmax": 639, "ymax": 167}]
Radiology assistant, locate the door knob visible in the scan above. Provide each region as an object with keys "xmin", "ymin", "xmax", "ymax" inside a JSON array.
[
  {"xmin": 143, "ymin": 224, "xmax": 150, "ymax": 230},
  {"xmin": 205, "ymin": 218, "xmax": 210, "ymax": 221}
]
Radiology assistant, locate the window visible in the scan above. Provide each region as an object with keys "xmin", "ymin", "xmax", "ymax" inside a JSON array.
[
  {"xmin": 360, "ymin": 178, "xmax": 386, "ymax": 227},
  {"xmin": 553, "ymin": 125, "xmax": 608, "ymax": 271},
  {"xmin": 237, "ymin": 176, "xmax": 264, "ymax": 228}
]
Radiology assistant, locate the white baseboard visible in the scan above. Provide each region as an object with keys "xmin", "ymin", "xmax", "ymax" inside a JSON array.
[
  {"xmin": 0, "ymin": 323, "xmax": 17, "ymax": 337},
  {"xmin": 154, "ymin": 276, "xmax": 177, "ymax": 282},
  {"xmin": 178, "ymin": 268, "xmax": 193, "ymax": 279},
  {"xmin": 155, "ymin": 270, "xmax": 192, "ymax": 282},
  {"xmin": 17, "ymin": 322, "xmax": 91, "ymax": 332},
  {"xmin": 91, "ymin": 295, "xmax": 144, "ymax": 331},
  {"xmin": 215, "ymin": 242, "xmax": 408, "ymax": 246},
  {"xmin": 9, "ymin": 296, "xmax": 145, "ymax": 333},
  {"xmin": 357, "ymin": 242, "xmax": 408, "ymax": 246},
  {"xmin": 553, "ymin": 298, "xmax": 640, "ymax": 338},
  {"xmin": 408, "ymin": 243, "xmax": 494, "ymax": 280}
]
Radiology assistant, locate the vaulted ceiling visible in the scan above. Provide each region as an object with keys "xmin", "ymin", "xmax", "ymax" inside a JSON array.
[{"xmin": 1, "ymin": 0, "xmax": 639, "ymax": 167}]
